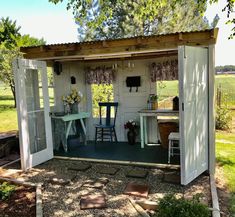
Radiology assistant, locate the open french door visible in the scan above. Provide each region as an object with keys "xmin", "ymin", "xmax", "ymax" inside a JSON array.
[
  {"xmin": 13, "ymin": 59, "xmax": 53, "ymax": 171},
  {"xmin": 179, "ymin": 46, "xmax": 209, "ymax": 185}
]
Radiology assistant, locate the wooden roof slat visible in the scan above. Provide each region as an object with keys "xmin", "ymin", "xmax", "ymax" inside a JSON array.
[{"xmin": 20, "ymin": 29, "xmax": 219, "ymax": 60}]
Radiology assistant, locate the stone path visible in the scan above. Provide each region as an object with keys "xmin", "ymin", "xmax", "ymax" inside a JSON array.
[{"xmin": 6, "ymin": 159, "xmax": 211, "ymax": 216}]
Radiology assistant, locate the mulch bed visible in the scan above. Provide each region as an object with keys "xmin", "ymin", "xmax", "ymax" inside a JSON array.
[{"xmin": 0, "ymin": 183, "xmax": 36, "ymax": 217}]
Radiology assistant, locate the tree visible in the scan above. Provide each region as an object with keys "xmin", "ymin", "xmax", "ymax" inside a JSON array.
[
  {"xmin": 0, "ymin": 17, "xmax": 21, "ymax": 48},
  {"xmin": 49, "ymin": 0, "xmax": 210, "ymax": 41},
  {"xmin": 0, "ymin": 17, "xmax": 46, "ymax": 108},
  {"xmin": 49, "ymin": 0, "xmax": 234, "ymax": 40}
]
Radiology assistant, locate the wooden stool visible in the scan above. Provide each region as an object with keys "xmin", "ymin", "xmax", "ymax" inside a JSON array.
[{"xmin": 168, "ymin": 132, "xmax": 180, "ymax": 164}]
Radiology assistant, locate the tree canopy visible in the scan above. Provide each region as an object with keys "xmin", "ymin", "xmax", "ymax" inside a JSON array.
[
  {"xmin": 49, "ymin": 0, "xmax": 232, "ymax": 41},
  {"xmin": 0, "ymin": 17, "xmax": 21, "ymax": 48},
  {"xmin": 49, "ymin": 0, "xmax": 214, "ymax": 41},
  {"xmin": 215, "ymin": 65, "xmax": 235, "ymax": 73},
  {"xmin": 0, "ymin": 17, "xmax": 46, "ymax": 107}
]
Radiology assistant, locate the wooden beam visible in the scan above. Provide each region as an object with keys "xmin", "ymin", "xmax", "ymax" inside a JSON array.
[{"xmin": 20, "ymin": 29, "xmax": 218, "ymax": 60}]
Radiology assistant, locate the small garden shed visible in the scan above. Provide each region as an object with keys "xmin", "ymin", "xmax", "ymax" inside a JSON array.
[{"xmin": 13, "ymin": 28, "xmax": 218, "ymax": 185}]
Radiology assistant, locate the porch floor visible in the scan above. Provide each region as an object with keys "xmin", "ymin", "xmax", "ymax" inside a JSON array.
[{"xmin": 54, "ymin": 139, "xmax": 180, "ymax": 165}]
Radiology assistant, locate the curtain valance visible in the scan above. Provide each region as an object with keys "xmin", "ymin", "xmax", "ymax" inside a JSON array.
[
  {"xmin": 150, "ymin": 59, "xmax": 178, "ymax": 82},
  {"xmin": 85, "ymin": 66, "xmax": 115, "ymax": 85}
]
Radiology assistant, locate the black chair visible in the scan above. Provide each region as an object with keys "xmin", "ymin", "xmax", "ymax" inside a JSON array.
[{"xmin": 95, "ymin": 102, "xmax": 118, "ymax": 144}]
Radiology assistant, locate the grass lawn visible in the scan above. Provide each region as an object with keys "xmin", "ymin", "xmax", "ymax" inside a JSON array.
[
  {"xmin": 157, "ymin": 74, "xmax": 235, "ymax": 102},
  {"xmin": 216, "ymin": 130, "xmax": 235, "ymax": 215},
  {"xmin": 0, "ymin": 86, "xmax": 17, "ymax": 132}
]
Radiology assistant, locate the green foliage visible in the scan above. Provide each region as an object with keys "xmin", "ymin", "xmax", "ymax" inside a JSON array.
[
  {"xmin": 91, "ymin": 84, "xmax": 114, "ymax": 117},
  {"xmin": 216, "ymin": 130, "xmax": 235, "ymax": 216},
  {"xmin": 216, "ymin": 65, "xmax": 235, "ymax": 73},
  {"xmin": 0, "ymin": 182, "xmax": 16, "ymax": 200},
  {"xmin": 0, "ymin": 17, "xmax": 46, "ymax": 107},
  {"xmin": 0, "ymin": 17, "xmax": 20, "ymax": 49},
  {"xmin": 17, "ymin": 34, "xmax": 46, "ymax": 47},
  {"xmin": 49, "ymin": 0, "xmax": 210, "ymax": 41},
  {"xmin": 216, "ymin": 106, "xmax": 232, "ymax": 130},
  {"xmin": 155, "ymin": 194, "xmax": 210, "ymax": 217}
]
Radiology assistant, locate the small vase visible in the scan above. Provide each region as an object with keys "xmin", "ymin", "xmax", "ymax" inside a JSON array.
[
  {"xmin": 71, "ymin": 103, "xmax": 79, "ymax": 114},
  {"xmin": 127, "ymin": 129, "xmax": 136, "ymax": 145},
  {"xmin": 64, "ymin": 104, "xmax": 71, "ymax": 114}
]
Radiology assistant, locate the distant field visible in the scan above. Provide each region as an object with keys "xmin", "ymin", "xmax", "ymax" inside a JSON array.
[{"xmin": 157, "ymin": 74, "xmax": 235, "ymax": 107}]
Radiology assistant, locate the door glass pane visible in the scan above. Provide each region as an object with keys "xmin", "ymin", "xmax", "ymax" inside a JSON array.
[{"xmin": 25, "ymin": 69, "xmax": 46, "ymax": 154}]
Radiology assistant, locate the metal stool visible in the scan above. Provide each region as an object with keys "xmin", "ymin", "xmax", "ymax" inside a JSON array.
[{"xmin": 168, "ymin": 132, "xmax": 180, "ymax": 163}]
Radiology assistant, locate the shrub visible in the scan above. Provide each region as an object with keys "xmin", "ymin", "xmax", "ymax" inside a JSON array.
[
  {"xmin": 155, "ymin": 194, "xmax": 210, "ymax": 217},
  {"xmin": 216, "ymin": 106, "xmax": 232, "ymax": 130},
  {"xmin": 0, "ymin": 182, "xmax": 16, "ymax": 200}
]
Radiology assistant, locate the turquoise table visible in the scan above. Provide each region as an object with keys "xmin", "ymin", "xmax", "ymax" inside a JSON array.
[
  {"xmin": 138, "ymin": 109, "xmax": 179, "ymax": 148},
  {"xmin": 51, "ymin": 112, "xmax": 90, "ymax": 152}
]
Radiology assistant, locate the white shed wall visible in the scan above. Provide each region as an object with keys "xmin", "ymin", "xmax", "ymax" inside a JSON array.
[{"xmin": 53, "ymin": 56, "xmax": 178, "ymax": 142}]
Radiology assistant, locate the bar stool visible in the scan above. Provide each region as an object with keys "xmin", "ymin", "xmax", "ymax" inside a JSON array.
[{"xmin": 168, "ymin": 132, "xmax": 180, "ymax": 163}]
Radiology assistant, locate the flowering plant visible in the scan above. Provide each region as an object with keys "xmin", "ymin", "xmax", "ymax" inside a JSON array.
[
  {"xmin": 61, "ymin": 89, "xmax": 83, "ymax": 105},
  {"xmin": 124, "ymin": 120, "xmax": 138, "ymax": 130}
]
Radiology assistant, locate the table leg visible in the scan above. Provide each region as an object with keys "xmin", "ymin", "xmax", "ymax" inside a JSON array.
[
  {"xmin": 144, "ymin": 116, "xmax": 148, "ymax": 145},
  {"xmin": 80, "ymin": 118, "xmax": 87, "ymax": 145},
  {"xmin": 63, "ymin": 121, "xmax": 72, "ymax": 152},
  {"xmin": 140, "ymin": 115, "xmax": 144, "ymax": 148}
]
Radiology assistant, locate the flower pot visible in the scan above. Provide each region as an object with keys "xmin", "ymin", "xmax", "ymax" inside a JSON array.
[
  {"xmin": 71, "ymin": 103, "xmax": 80, "ymax": 114},
  {"xmin": 127, "ymin": 130, "xmax": 137, "ymax": 145},
  {"xmin": 152, "ymin": 101, "xmax": 158, "ymax": 110}
]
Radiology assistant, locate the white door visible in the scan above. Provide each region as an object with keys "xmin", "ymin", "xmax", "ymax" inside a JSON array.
[
  {"xmin": 179, "ymin": 46, "xmax": 209, "ymax": 185},
  {"xmin": 13, "ymin": 59, "xmax": 53, "ymax": 170}
]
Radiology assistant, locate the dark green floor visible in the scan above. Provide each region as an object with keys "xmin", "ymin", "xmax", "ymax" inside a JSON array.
[{"xmin": 54, "ymin": 138, "xmax": 180, "ymax": 165}]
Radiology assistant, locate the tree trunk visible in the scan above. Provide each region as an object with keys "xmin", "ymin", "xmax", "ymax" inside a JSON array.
[{"xmin": 10, "ymin": 84, "xmax": 16, "ymax": 108}]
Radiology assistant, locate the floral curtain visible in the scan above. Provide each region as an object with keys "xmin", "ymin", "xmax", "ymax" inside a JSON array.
[
  {"xmin": 85, "ymin": 66, "xmax": 116, "ymax": 85},
  {"xmin": 150, "ymin": 59, "xmax": 178, "ymax": 82}
]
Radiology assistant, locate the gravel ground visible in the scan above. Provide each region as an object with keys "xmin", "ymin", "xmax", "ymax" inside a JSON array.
[{"xmin": 16, "ymin": 159, "xmax": 211, "ymax": 217}]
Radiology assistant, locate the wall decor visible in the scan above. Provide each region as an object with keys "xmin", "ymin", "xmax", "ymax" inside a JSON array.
[
  {"xmin": 126, "ymin": 76, "xmax": 141, "ymax": 92},
  {"xmin": 53, "ymin": 62, "xmax": 62, "ymax": 75}
]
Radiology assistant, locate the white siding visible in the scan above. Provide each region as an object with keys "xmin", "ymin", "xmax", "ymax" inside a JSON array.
[{"xmin": 53, "ymin": 56, "xmax": 177, "ymax": 142}]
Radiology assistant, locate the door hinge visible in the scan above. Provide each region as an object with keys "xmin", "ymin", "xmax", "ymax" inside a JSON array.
[
  {"xmin": 184, "ymin": 46, "xmax": 186, "ymax": 58},
  {"xmin": 182, "ymin": 103, "xmax": 184, "ymax": 111}
]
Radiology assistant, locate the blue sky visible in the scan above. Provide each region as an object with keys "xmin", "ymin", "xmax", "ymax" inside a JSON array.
[{"xmin": 0, "ymin": 0, "xmax": 234, "ymax": 66}]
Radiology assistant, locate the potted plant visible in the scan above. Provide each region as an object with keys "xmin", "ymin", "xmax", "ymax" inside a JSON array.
[
  {"xmin": 124, "ymin": 120, "xmax": 138, "ymax": 145},
  {"xmin": 148, "ymin": 94, "xmax": 158, "ymax": 110},
  {"xmin": 61, "ymin": 89, "xmax": 83, "ymax": 114}
]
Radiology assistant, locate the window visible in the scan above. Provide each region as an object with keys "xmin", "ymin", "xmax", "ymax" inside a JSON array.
[
  {"xmin": 156, "ymin": 80, "xmax": 179, "ymax": 109},
  {"xmin": 91, "ymin": 84, "xmax": 114, "ymax": 117},
  {"xmin": 47, "ymin": 67, "xmax": 55, "ymax": 107}
]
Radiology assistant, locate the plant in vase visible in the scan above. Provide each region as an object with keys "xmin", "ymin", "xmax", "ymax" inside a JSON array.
[
  {"xmin": 124, "ymin": 120, "xmax": 138, "ymax": 145},
  {"xmin": 149, "ymin": 94, "xmax": 158, "ymax": 110},
  {"xmin": 61, "ymin": 89, "xmax": 83, "ymax": 114}
]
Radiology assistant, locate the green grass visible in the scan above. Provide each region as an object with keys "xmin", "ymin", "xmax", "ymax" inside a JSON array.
[
  {"xmin": 215, "ymin": 74, "xmax": 235, "ymax": 107},
  {"xmin": 157, "ymin": 74, "xmax": 235, "ymax": 106},
  {"xmin": 216, "ymin": 131, "xmax": 235, "ymax": 215},
  {"xmin": 0, "ymin": 86, "xmax": 17, "ymax": 132},
  {"xmin": 157, "ymin": 80, "xmax": 179, "ymax": 101}
]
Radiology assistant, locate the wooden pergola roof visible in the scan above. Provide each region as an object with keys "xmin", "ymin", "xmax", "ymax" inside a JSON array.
[{"xmin": 20, "ymin": 28, "xmax": 218, "ymax": 61}]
